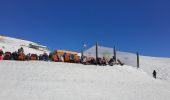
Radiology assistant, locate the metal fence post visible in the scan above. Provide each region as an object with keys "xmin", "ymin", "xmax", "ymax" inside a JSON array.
[
  {"xmin": 137, "ymin": 52, "xmax": 139, "ymax": 68},
  {"xmin": 114, "ymin": 46, "xmax": 117, "ymax": 61},
  {"xmin": 96, "ymin": 42, "xmax": 98, "ymax": 65}
]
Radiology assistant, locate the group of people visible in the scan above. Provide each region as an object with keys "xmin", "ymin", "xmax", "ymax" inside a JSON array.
[
  {"xmin": 0, "ymin": 47, "xmax": 49, "ymax": 61},
  {"xmin": 81, "ymin": 56, "xmax": 124, "ymax": 66},
  {"xmin": 0, "ymin": 47, "xmax": 124, "ymax": 66},
  {"xmin": 0, "ymin": 47, "xmax": 81, "ymax": 62},
  {"xmin": 0, "ymin": 47, "xmax": 159, "ymax": 79}
]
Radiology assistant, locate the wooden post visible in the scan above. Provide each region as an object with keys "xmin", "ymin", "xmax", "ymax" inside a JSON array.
[
  {"xmin": 96, "ymin": 42, "xmax": 98, "ymax": 65},
  {"xmin": 137, "ymin": 52, "xmax": 139, "ymax": 68}
]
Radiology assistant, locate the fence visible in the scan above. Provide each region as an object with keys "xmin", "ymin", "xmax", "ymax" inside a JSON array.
[{"xmin": 83, "ymin": 43, "xmax": 139, "ymax": 68}]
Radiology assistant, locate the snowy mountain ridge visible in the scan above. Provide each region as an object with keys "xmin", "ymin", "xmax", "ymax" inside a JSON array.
[
  {"xmin": 0, "ymin": 35, "xmax": 50, "ymax": 55},
  {"xmin": 0, "ymin": 35, "xmax": 37, "ymax": 46}
]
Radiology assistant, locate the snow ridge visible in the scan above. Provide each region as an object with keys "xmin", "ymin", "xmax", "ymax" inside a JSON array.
[{"xmin": 0, "ymin": 35, "xmax": 50, "ymax": 55}]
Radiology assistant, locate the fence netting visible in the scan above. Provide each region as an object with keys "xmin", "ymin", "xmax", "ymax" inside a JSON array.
[{"xmin": 83, "ymin": 45, "xmax": 137, "ymax": 67}]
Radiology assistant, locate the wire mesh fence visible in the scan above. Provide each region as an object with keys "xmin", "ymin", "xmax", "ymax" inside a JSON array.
[{"xmin": 83, "ymin": 44, "xmax": 139, "ymax": 68}]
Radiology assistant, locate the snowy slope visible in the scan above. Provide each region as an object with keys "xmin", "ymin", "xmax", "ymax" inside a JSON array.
[
  {"xmin": 0, "ymin": 35, "xmax": 50, "ymax": 55},
  {"xmin": 0, "ymin": 61, "xmax": 170, "ymax": 100},
  {"xmin": 0, "ymin": 35, "xmax": 170, "ymax": 82},
  {"xmin": 84, "ymin": 46, "xmax": 170, "ymax": 82},
  {"xmin": 117, "ymin": 51, "xmax": 170, "ymax": 82}
]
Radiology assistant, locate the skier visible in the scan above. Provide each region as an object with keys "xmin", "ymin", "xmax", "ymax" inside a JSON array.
[{"xmin": 153, "ymin": 70, "xmax": 157, "ymax": 79}]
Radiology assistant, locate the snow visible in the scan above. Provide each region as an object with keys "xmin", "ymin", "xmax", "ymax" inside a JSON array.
[
  {"xmin": 117, "ymin": 51, "xmax": 170, "ymax": 82},
  {"xmin": 84, "ymin": 46, "xmax": 170, "ymax": 82},
  {"xmin": 0, "ymin": 35, "xmax": 50, "ymax": 55},
  {"xmin": 0, "ymin": 36, "xmax": 170, "ymax": 100},
  {"xmin": 140, "ymin": 56, "xmax": 170, "ymax": 81},
  {"xmin": 0, "ymin": 61, "xmax": 170, "ymax": 100}
]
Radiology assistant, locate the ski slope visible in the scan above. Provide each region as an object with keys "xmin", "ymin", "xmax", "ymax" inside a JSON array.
[
  {"xmin": 84, "ymin": 46, "xmax": 170, "ymax": 82},
  {"xmin": 1, "ymin": 35, "xmax": 170, "ymax": 82},
  {"xmin": 0, "ymin": 35, "xmax": 50, "ymax": 55},
  {"xmin": 0, "ymin": 61, "xmax": 170, "ymax": 100},
  {"xmin": 140, "ymin": 56, "xmax": 170, "ymax": 81},
  {"xmin": 117, "ymin": 51, "xmax": 170, "ymax": 82}
]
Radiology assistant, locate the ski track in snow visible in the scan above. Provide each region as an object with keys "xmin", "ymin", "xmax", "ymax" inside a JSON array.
[{"xmin": 0, "ymin": 61, "xmax": 170, "ymax": 100}]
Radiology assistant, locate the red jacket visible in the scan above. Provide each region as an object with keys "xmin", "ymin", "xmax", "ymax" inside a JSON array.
[{"xmin": 0, "ymin": 56, "xmax": 3, "ymax": 60}]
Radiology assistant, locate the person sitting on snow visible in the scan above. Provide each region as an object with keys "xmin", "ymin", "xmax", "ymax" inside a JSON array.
[
  {"xmin": 108, "ymin": 57, "xmax": 115, "ymax": 66},
  {"xmin": 0, "ymin": 49, "xmax": 3, "ymax": 55},
  {"xmin": 82, "ymin": 56, "xmax": 87, "ymax": 65},
  {"xmin": 117, "ymin": 59, "xmax": 124, "ymax": 66},
  {"xmin": 97, "ymin": 58, "xmax": 103, "ymax": 66},
  {"xmin": 42, "ymin": 53, "xmax": 49, "ymax": 61},
  {"xmin": 90, "ymin": 58, "xmax": 97, "ymax": 65},
  {"xmin": 0, "ymin": 49, "xmax": 4, "ymax": 60},
  {"xmin": 70, "ymin": 54, "xmax": 74, "ymax": 63},
  {"xmin": 12, "ymin": 51, "xmax": 18, "ymax": 60},
  {"xmin": 3, "ymin": 52, "xmax": 12, "ymax": 60},
  {"xmin": 102, "ymin": 57, "xmax": 107, "ymax": 66},
  {"xmin": 25, "ymin": 53, "xmax": 31, "ymax": 60}
]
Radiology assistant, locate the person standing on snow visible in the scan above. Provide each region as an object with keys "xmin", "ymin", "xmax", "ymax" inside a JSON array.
[{"xmin": 153, "ymin": 70, "xmax": 157, "ymax": 79}]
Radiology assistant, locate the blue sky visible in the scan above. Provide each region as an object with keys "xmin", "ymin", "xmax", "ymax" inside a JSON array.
[{"xmin": 0, "ymin": 0, "xmax": 170, "ymax": 57}]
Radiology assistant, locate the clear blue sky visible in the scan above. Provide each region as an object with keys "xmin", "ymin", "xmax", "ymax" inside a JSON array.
[{"xmin": 0, "ymin": 0, "xmax": 170, "ymax": 57}]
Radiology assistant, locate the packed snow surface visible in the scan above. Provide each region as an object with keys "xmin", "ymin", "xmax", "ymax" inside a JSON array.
[
  {"xmin": 117, "ymin": 51, "xmax": 170, "ymax": 82},
  {"xmin": 0, "ymin": 61, "xmax": 170, "ymax": 100}
]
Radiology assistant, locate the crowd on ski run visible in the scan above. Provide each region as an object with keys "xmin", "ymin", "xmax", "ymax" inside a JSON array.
[{"xmin": 0, "ymin": 47, "xmax": 124, "ymax": 66}]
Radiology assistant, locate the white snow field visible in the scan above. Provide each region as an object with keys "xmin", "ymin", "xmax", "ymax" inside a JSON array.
[
  {"xmin": 117, "ymin": 51, "xmax": 170, "ymax": 82},
  {"xmin": 84, "ymin": 46, "xmax": 170, "ymax": 82},
  {"xmin": 0, "ymin": 61, "xmax": 170, "ymax": 100},
  {"xmin": 1, "ymin": 35, "xmax": 170, "ymax": 82}
]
